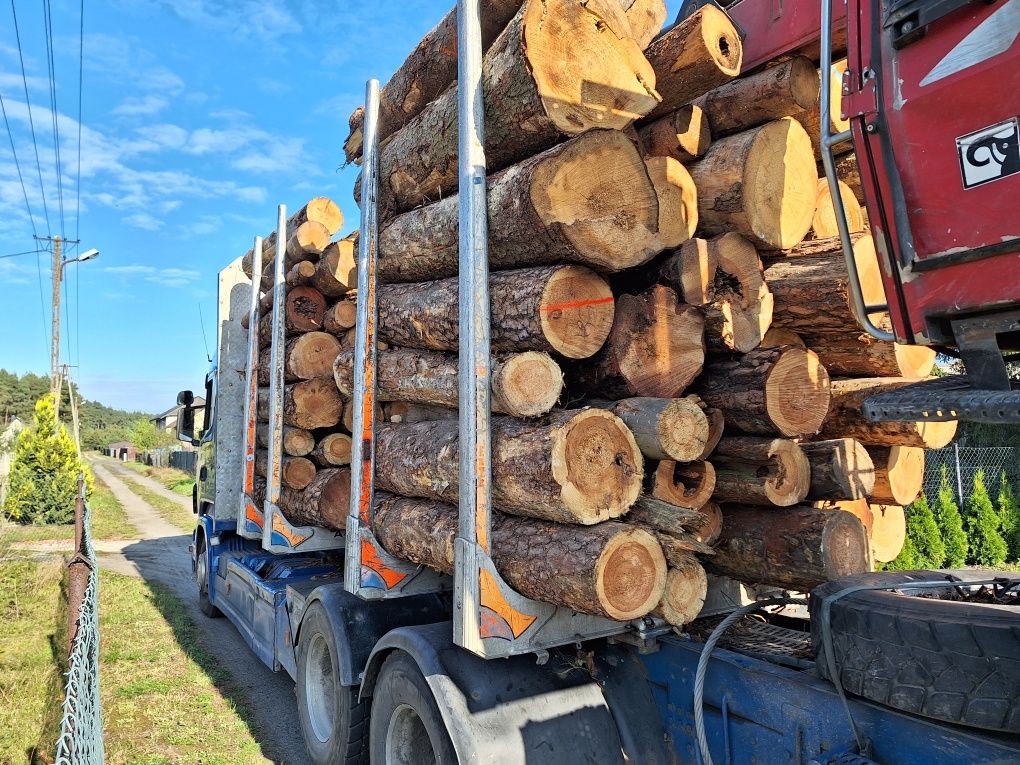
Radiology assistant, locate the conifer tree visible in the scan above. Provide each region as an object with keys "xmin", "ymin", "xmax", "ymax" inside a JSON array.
[
  {"xmin": 931, "ymin": 465, "xmax": 968, "ymax": 567},
  {"xmin": 884, "ymin": 533, "xmax": 919, "ymax": 571},
  {"xmin": 965, "ymin": 469, "xmax": 1007, "ymax": 566},
  {"xmin": 903, "ymin": 494, "xmax": 946, "ymax": 568},
  {"xmin": 997, "ymin": 472, "xmax": 1020, "ymax": 562}
]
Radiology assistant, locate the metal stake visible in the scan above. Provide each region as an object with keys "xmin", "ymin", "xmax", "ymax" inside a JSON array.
[
  {"xmin": 240, "ymin": 236, "xmax": 263, "ymax": 533},
  {"xmin": 264, "ymin": 206, "xmax": 287, "ymax": 528}
]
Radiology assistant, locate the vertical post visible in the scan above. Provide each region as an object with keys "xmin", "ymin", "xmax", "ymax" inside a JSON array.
[
  {"xmin": 954, "ymin": 442, "xmax": 964, "ymax": 506},
  {"xmin": 66, "ymin": 472, "xmax": 87, "ymax": 654},
  {"xmin": 454, "ymin": 0, "xmax": 492, "ymax": 644},
  {"xmin": 51, "ymin": 237, "xmax": 62, "ymax": 416},
  {"xmin": 64, "ymin": 367, "xmax": 82, "ymax": 457},
  {"xmin": 265, "ymin": 207, "xmax": 287, "ymax": 517},
  {"xmin": 241, "ymin": 236, "xmax": 263, "ymax": 527}
]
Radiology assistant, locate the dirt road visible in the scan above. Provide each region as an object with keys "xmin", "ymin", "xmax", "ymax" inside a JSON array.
[{"xmin": 91, "ymin": 459, "xmax": 311, "ymax": 765}]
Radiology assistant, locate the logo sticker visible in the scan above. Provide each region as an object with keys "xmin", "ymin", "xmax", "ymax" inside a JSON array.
[{"xmin": 957, "ymin": 117, "xmax": 1020, "ymax": 189}]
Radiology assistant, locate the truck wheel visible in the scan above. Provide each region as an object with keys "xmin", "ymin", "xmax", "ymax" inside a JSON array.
[
  {"xmin": 369, "ymin": 651, "xmax": 455, "ymax": 765},
  {"xmin": 296, "ymin": 603, "xmax": 369, "ymax": 765},
  {"xmin": 195, "ymin": 536, "xmax": 221, "ymax": 618},
  {"xmin": 811, "ymin": 570, "xmax": 1020, "ymax": 734}
]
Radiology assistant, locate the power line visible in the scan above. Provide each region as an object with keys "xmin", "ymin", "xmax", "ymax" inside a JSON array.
[
  {"xmin": 74, "ymin": 0, "xmax": 84, "ymax": 369},
  {"xmin": 42, "ymin": 0, "xmax": 66, "ymax": 241},
  {"xmin": 0, "ymin": 248, "xmax": 45, "ymax": 260}
]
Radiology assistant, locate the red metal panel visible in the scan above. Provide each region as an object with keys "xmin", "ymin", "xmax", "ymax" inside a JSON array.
[{"xmin": 727, "ymin": 0, "xmax": 846, "ymax": 69}]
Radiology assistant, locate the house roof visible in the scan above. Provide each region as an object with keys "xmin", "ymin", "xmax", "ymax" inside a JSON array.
[{"xmin": 108, "ymin": 441, "xmax": 135, "ymax": 449}]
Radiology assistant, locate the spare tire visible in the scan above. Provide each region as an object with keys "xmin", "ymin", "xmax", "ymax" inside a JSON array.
[{"xmin": 810, "ymin": 570, "xmax": 1020, "ymax": 734}]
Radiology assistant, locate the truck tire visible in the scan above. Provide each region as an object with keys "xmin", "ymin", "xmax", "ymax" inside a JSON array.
[
  {"xmin": 811, "ymin": 570, "xmax": 1020, "ymax": 734},
  {"xmin": 296, "ymin": 603, "xmax": 369, "ymax": 765},
  {"xmin": 195, "ymin": 536, "xmax": 221, "ymax": 618},
  {"xmin": 369, "ymin": 651, "xmax": 456, "ymax": 765}
]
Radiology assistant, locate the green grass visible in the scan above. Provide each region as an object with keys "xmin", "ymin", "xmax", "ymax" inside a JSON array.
[
  {"xmin": 118, "ymin": 476, "xmax": 195, "ymax": 533},
  {"xmin": 117, "ymin": 461, "xmax": 195, "ymax": 498}
]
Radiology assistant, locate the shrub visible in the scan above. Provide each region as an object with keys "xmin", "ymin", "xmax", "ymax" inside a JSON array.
[
  {"xmin": 884, "ymin": 533, "xmax": 919, "ymax": 571},
  {"xmin": 997, "ymin": 473, "xmax": 1020, "ymax": 562},
  {"xmin": 903, "ymin": 494, "xmax": 946, "ymax": 568},
  {"xmin": 931, "ymin": 465, "xmax": 968, "ymax": 567},
  {"xmin": 965, "ymin": 469, "xmax": 1008, "ymax": 566}
]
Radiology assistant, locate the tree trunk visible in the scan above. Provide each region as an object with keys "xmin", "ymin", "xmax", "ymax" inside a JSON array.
[
  {"xmin": 790, "ymin": 64, "xmax": 850, "ymax": 159},
  {"xmin": 812, "ymin": 178, "xmax": 864, "ymax": 239},
  {"xmin": 377, "ymin": 129, "xmax": 662, "ymax": 283},
  {"xmin": 313, "ymin": 240, "xmax": 357, "ymax": 298},
  {"xmin": 800, "ymin": 438, "xmax": 875, "ymax": 501},
  {"xmin": 258, "ymin": 332, "xmax": 341, "ymax": 384},
  {"xmin": 622, "ymin": 0, "xmax": 668, "ymax": 49},
  {"xmin": 637, "ymin": 103, "xmax": 711, "ymax": 163},
  {"xmin": 627, "ymin": 495, "xmax": 722, "ymax": 544},
  {"xmin": 257, "ymin": 425, "xmax": 316, "ymax": 457},
  {"xmin": 372, "ymin": 494, "xmax": 667, "ymax": 620},
  {"xmin": 645, "ymin": 156, "xmax": 698, "ymax": 249},
  {"xmin": 334, "ymin": 348, "xmax": 563, "ymax": 418},
  {"xmin": 814, "ymin": 498, "xmax": 874, "ymax": 536},
  {"xmin": 757, "ymin": 231, "xmax": 870, "ymax": 261},
  {"xmin": 378, "ymin": 265, "xmax": 615, "ymax": 359},
  {"xmin": 241, "ymin": 198, "xmax": 343, "ymax": 277},
  {"xmin": 258, "ymin": 286, "xmax": 327, "ymax": 347},
  {"xmin": 372, "ymin": 0, "xmax": 658, "ymax": 214},
  {"xmin": 279, "ymin": 468, "xmax": 350, "ymax": 531},
  {"xmin": 806, "ymin": 334, "xmax": 936, "ymax": 378},
  {"xmin": 311, "ymin": 433, "xmax": 353, "ymax": 468},
  {"xmin": 323, "ymin": 300, "xmax": 358, "ymax": 336},
  {"xmin": 653, "ymin": 553, "xmax": 707, "ymax": 626},
  {"xmin": 868, "ymin": 445, "xmax": 924, "ymax": 506},
  {"xmin": 706, "ymin": 506, "xmax": 870, "ymax": 590},
  {"xmin": 869, "ymin": 503, "xmax": 906, "ymax": 563},
  {"xmin": 286, "ymin": 260, "xmax": 316, "ymax": 287},
  {"xmin": 571, "ymin": 284, "xmax": 705, "ymax": 398},
  {"xmin": 688, "ymin": 118, "xmax": 817, "ymax": 249},
  {"xmin": 818, "ymin": 378, "xmax": 958, "ymax": 448},
  {"xmin": 712, "ymin": 437, "xmax": 811, "ymax": 506},
  {"xmin": 254, "ymin": 450, "xmax": 317, "ymax": 491},
  {"xmin": 603, "ymin": 396, "xmax": 711, "ymax": 462},
  {"xmin": 649, "ymin": 460, "xmax": 717, "ymax": 514},
  {"xmin": 642, "ymin": 5, "xmax": 741, "ymax": 122},
  {"xmin": 374, "ymin": 409, "xmax": 643, "ymax": 525},
  {"xmin": 694, "ymin": 346, "xmax": 831, "ymax": 437},
  {"xmin": 257, "ymin": 378, "xmax": 343, "ymax": 430}
]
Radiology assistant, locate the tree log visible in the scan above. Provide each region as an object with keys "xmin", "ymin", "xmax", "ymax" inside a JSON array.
[
  {"xmin": 334, "ymin": 348, "xmax": 563, "ymax": 418},
  {"xmin": 812, "ymin": 178, "xmax": 864, "ymax": 239},
  {"xmin": 313, "ymin": 240, "xmax": 357, "ymax": 298},
  {"xmin": 806, "ymin": 334, "xmax": 936, "ymax": 378},
  {"xmin": 688, "ymin": 118, "xmax": 817, "ymax": 249},
  {"xmin": 377, "ymin": 129, "xmax": 662, "ymax": 283},
  {"xmin": 378, "ymin": 265, "xmax": 615, "ymax": 360},
  {"xmin": 637, "ymin": 103, "xmax": 711, "ymax": 163},
  {"xmin": 800, "ymin": 438, "xmax": 875, "ymax": 501},
  {"xmin": 241, "ymin": 198, "xmax": 343, "ymax": 277},
  {"xmin": 814, "ymin": 498, "xmax": 874, "ymax": 536},
  {"xmin": 372, "ymin": 0, "xmax": 658, "ymax": 214},
  {"xmin": 603, "ymin": 396, "xmax": 711, "ymax": 462},
  {"xmin": 642, "ymin": 5, "xmax": 741, "ymax": 122},
  {"xmin": 653, "ymin": 553, "xmax": 708, "ymax": 626},
  {"xmin": 373, "ymin": 494, "xmax": 666, "ymax": 620},
  {"xmin": 790, "ymin": 64, "xmax": 850, "ymax": 159},
  {"xmin": 382, "ymin": 402, "xmax": 458, "ymax": 424},
  {"xmin": 761, "ymin": 327, "xmax": 804, "ymax": 348},
  {"xmin": 323, "ymin": 300, "xmax": 357, "ymax": 336},
  {"xmin": 868, "ymin": 446, "xmax": 924, "ymax": 506},
  {"xmin": 622, "ymin": 0, "xmax": 668, "ymax": 49},
  {"xmin": 712, "ymin": 437, "xmax": 811, "ymax": 507},
  {"xmin": 257, "ymin": 378, "xmax": 343, "ymax": 430},
  {"xmin": 254, "ymin": 450, "xmax": 317, "ymax": 491},
  {"xmin": 627, "ymin": 495, "xmax": 722, "ymax": 545},
  {"xmin": 649, "ymin": 460, "xmax": 717, "ymax": 514},
  {"xmin": 257, "ymin": 332, "xmax": 341, "ymax": 384},
  {"xmin": 706, "ymin": 506, "xmax": 870, "ymax": 590},
  {"xmin": 374, "ymin": 408, "xmax": 643, "ymax": 524},
  {"xmin": 832, "ymin": 153, "xmax": 864, "ymax": 203},
  {"xmin": 342, "ymin": 399, "xmax": 384, "ymax": 434},
  {"xmin": 694, "ymin": 346, "xmax": 831, "ymax": 437},
  {"xmin": 645, "ymin": 156, "xmax": 698, "ymax": 249},
  {"xmin": 656, "ymin": 532, "xmax": 716, "ymax": 560},
  {"xmin": 257, "ymin": 425, "xmax": 316, "ymax": 457},
  {"xmin": 571, "ymin": 284, "xmax": 705, "ymax": 398},
  {"xmin": 818, "ymin": 378, "xmax": 958, "ymax": 448},
  {"xmin": 311, "ymin": 433, "xmax": 352, "ymax": 468},
  {"xmin": 257, "ymin": 286, "xmax": 327, "ymax": 347},
  {"xmin": 869, "ymin": 503, "xmax": 906, "ymax": 563},
  {"xmin": 286, "ymin": 260, "xmax": 316, "ymax": 287},
  {"xmin": 279, "ymin": 468, "xmax": 350, "ymax": 531}
]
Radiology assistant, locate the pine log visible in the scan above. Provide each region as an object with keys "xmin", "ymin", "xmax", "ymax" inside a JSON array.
[
  {"xmin": 334, "ymin": 348, "xmax": 562, "ymax": 418},
  {"xmin": 688, "ymin": 118, "xmax": 817, "ymax": 249},
  {"xmin": 342, "ymin": 0, "xmax": 525, "ymax": 163},
  {"xmin": 311, "ymin": 433, "xmax": 353, "ymax": 468},
  {"xmin": 342, "ymin": 399, "xmax": 384, "ymax": 434},
  {"xmin": 696, "ymin": 397, "xmax": 726, "ymax": 459},
  {"xmin": 254, "ymin": 449, "xmax": 317, "ymax": 491},
  {"xmin": 377, "ymin": 129, "xmax": 662, "ymax": 283},
  {"xmin": 340, "ymin": 328, "xmax": 387, "ymax": 353},
  {"xmin": 255, "ymin": 221, "xmax": 331, "ymax": 284},
  {"xmin": 372, "ymin": 494, "xmax": 667, "ymax": 620},
  {"xmin": 241, "ymin": 198, "xmax": 343, "ymax": 277},
  {"xmin": 656, "ymin": 532, "xmax": 717, "ymax": 561},
  {"xmin": 712, "ymin": 437, "xmax": 811, "ymax": 507},
  {"xmin": 868, "ymin": 446, "xmax": 924, "ymax": 506},
  {"xmin": 257, "ymin": 286, "xmax": 327, "ymax": 347},
  {"xmin": 637, "ymin": 103, "xmax": 711, "ymax": 163},
  {"xmin": 806, "ymin": 334, "xmax": 936, "ymax": 378},
  {"xmin": 286, "ymin": 260, "xmax": 316, "ymax": 287},
  {"xmin": 374, "ymin": 409, "xmax": 643, "ymax": 525},
  {"xmin": 622, "ymin": 0, "xmax": 668, "ymax": 49},
  {"xmin": 571, "ymin": 284, "xmax": 705, "ymax": 398},
  {"xmin": 323, "ymin": 300, "xmax": 358, "ymax": 336},
  {"xmin": 812, "ymin": 178, "xmax": 864, "ymax": 239},
  {"xmin": 645, "ymin": 156, "xmax": 698, "ymax": 249},
  {"xmin": 257, "ymin": 332, "xmax": 341, "ymax": 385},
  {"xmin": 815, "ymin": 498, "xmax": 874, "ymax": 536},
  {"xmin": 653, "ymin": 554, "xmax": 708, "ymax": 626},
  {"xmin": 800, "ymin": 438, "xmax": 875, "ymax": 501},
  {"xmin": 818, "ymin": 378, "xmax": 958, "ymax": 448},
  {"xmin": 791, "ymin": 64, "xmax": 850, "ymax": 159},
  {"xmin": 832, "ymin": 153, "xmax": 864, "ymax": 203},
  {"xmin": 694, "ymin": 346, "xmax": 831, "ymax": 437},
  {"xmin": 627, "ymin": 495, "xmax": 722, "ymax": 545},
  {"xmin": 372, "ymin": 0, "xmax": 658, "ymax": 214},
  {"xmin": 257, "ymin": 425, "xmax": 316, "ymax": 458},
  {"xmin": 642, "ymin": 5, "xmax": 741, "ymax": 122},
  {"xmin": 257, "ymin": 378, "xmax": 343, "ymax": 430},
  {"xmin": 697, "ymin": 56, "xmax": 819, "ymax": 137},
  {"xmin": 382, "ymin": 402, "xmax": 458, "ymax": 424},
  {"xmin": 279, "ymin": 468, "xmax": 350, "ymax": 531},
  {"xmin": 378, "ymin": 265, "xmax": 615, "ymax": 360},
  {"xmin": 869, "ymin": 503, "xmax": 906, "ymax": 563},
  {"xmin": 757, "ymin": 231, "xmax": 870, "ymax": 261},
  {"xmin": 650, "ymin": 460, "xmax": 717, "ymax": 513},
  {"xmin": 604, "ymin": 396, "xmax": 711, "ymax": 462},
  {"xmin": 707, "ymin": 506, "xmax": 870, "ymax": 590},
  {"xmin": 313, "ymin": 240, "xmax": 357, "ymax": 298},
  {"xmin": 761, "ymin": 327, "xmax": 805, "ymax": 348}
]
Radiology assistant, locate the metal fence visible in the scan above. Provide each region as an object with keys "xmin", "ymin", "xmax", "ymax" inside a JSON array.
[
  {"xmin": 923, "ymin": 445, "xmax": 1020, "ymax": 505},
  {"xmin": 139, "ymin": 447, "xmax": 198, "ymax": 475},
  {"xmin": 54, "ymin": 478, "xmax": 105, "ymax": 765}
]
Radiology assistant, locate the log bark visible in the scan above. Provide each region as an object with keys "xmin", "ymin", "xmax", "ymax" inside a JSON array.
[
  {"xmin": 712, "ymin": 437, "xmax": 811, "ymax": 507},
  {"xmin": 627, "ymin": 495, "xmax": 722, "ymax": 545},
  {"xmin": 257, "ymin": 378, "xmax": 343, "ymax": 430},
  {"xmin": 377, "ymin": 129, "xmax": 662, "ymax": 283},
  {"xmin": 279, "ymin": 468, "xmax": 350, "ymax": 531},
  {"xmin": 286, "ymin": 260, "xmax": 316, "ymax": 287},
  {"xmin": 645, "ymin": 156, "xmax": 698, "ymax": 249},
  {"xmin": 637, "ymin": 103, "xmax": 711, "ymax": 163},
  {"xmin": 869, "ymin": 503, "xmax": 906, "ymax": 563},
  {"xmin": 372, "ymin": 0, "xmax": 658, "ymax": 214},
  {"xmin": 790, "ymin": 64, "xmax": 850, "ymax": 159},
  {"xmin": 571, "ymin": 284, "xmax": 705, "ymax": 398},
  {"xmin": 241, "ymin": 198, "xmax": 343, "ymax": 276},
  {"xmin": 374, "ymin": 409, "xmax": 643, "ymax": 524},
  {"xmin": 334, "ymin": 348, "xmax": 563, "ymax": 418},
  {"xmin": 653, "ymin": 553, "xmax": 708, "ymax": 626},
  {"xmin": 257, "ymin": 286, "xmax": 327, "ymax": 347},
  {"xmin": 706, "ymin": 506, "xmax": 870, "ymax": 590},
  {"xmin": 257, "ymin": 332, "xmax": 341, "ymax": 384},
  {"xmin": 311, "ymin": 433, "xmax": 353, "ymax": 468},
  {"xmin": 378, "ymin": 265, "xmax": 615, "ymax": 360},
  {"xmin": 382, "ymin": 402, "xmax": 458, "ymax": 424},
  {"xmin": 257, "ymin": 425, "xmax": 316, "ymax": 457},
  {"xmin": 818, "ymin": 378, "xmax": 958, "ymax": 448},
  {"xmin": 649, "ymin": 460, "xmax": 717, "ymax": 513},
  {"xmin": 812, "ymin": 178, "xmax": 864, "ymax": 239},
  {"xmin": 642, "ymin": 5, "xmax": 741, "ymax": 122},
  {"xmin": 800, "ymin": 438, "xmax": 875, "ymax": 501},
  {"xmin": 656, "ymin": 531, "xmax": 716, "ymax": 560},
  {"xmin": 694, "ymin": 346, "xmax": 831, "ymax": 437},
  {"xmin": 814, "ymin": 498, "xmax": 874, "ymax": 536},
  {"xmin": 806, "ymin": 334, "xmax": 936, "ymax": 378},
  {"xmin": 254, "ymin": 449, "xmax": 317, "ymax": 491},
  {"xmin": 761, "ymin": 327, "xmax": 804, "ymax": 348},
  {"xmin": 688, "ymin": 118, "xmax": 817, "ymax": 249},
  {"xmin": 604, "ymin": 396, "xmax": 710, "ymax": 462},
  {"xmin": 342, "ymin": 399, "xmax": 384, "ymax": 434},
  {"xmin": 313, "ymin": 240, "xmax": 357, "ymax": 298},
  {"xmin": 373, "ymin": 494, "xmax": 667, "ymax": 620},
  {"xmin": 323, "ymin": 300, "xmax": 358, "ymax": 336},
  {"xmin": 697, "ymin": 56, "xmax": 819, "ymax": 137},
  {"xmin": 868, "ymin": 446, "xmax": 924, "ymax": 506},
  {"xmin": 622, "ymin": 0, "xmax": 668, "ymax": 49},
  {"xmin": 832, "ymin": 153, "xmax": 864, "ymax": 203}
]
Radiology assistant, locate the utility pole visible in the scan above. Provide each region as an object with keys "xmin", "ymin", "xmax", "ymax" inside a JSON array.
[{"xmin": 51, "ymin": 236, "xmax": 62, "ymax": 410}]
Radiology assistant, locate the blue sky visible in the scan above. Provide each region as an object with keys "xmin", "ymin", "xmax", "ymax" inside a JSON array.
[{"xmin": 0, "ymin": 0, "xmax": 684, "ymax": 413}]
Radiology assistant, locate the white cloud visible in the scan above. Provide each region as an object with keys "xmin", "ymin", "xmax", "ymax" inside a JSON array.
[
  {"xmin": 103, "ymin": 265, "xmax": 156, "ymax": 275},
  {"xmin": 112, "ymin": 95, "xmax": 170, "ymax": 117},
  {"xmin": 102, "ymin": 264, "xmax": 200, "ymax": 289},
  {"xmin": 123, "ymin": 212, "xmax": 164, "ymax": 231}
]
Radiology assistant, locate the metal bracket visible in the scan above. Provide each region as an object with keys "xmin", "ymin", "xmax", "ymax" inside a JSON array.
[
  {"xmin": 952, "ymin": 309, "xmax": 1020, "ymax": 391},
  {"xmin": 840, "ymin": 68, "xmax": 878, "ymax": 122}
]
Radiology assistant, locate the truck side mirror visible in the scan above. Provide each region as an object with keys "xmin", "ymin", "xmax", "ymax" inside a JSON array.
[
  {"xmin": 177, "ymin": 389, "xmax": 195, "ymax": 407},
  {"xmin": 177, "ymin": 403, "xmax": 198, "ymax": 445}
]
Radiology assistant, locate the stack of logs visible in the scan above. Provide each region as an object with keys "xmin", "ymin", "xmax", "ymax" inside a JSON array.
[{"xmin": 242, "ymin": 0, "xmax": 955, "ymax": 629}]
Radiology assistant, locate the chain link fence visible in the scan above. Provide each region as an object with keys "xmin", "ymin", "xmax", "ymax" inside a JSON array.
[
  {"xmin": 54, "ymin": 480, "xmax": 105, "ymax": 764},
  {"xmin": 923, "ymin": 445, "xmax": 1020, "ymax": 505}
]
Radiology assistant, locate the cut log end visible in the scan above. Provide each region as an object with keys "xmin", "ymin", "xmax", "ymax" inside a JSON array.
[
  {"xmin": 645, "ymin": 156, "xmax": 698, "ymax": 248},
  {"xmin": 623, "ymin": 0, "xmax": 668, "ymax": 49},
  {"xmin": 595, "ymin": 526, "xmax": 668, "ymax": 621},
  {"xmin": 869, "ymin": 445, "xmax": 924, "ymax": 506},
  {"xmin": 801, "ymin": 438, "xmax": 876, "ymax": 501},
  {"xmin": 748, "ymin": 119, "xmax": 818, "ymax": 249},
  {"xmin": 713, "ymin": 437, "xmax": 811, "ymax": 507},
  {"xmin": 651, "ymin": 459, "xmax": 717, "ymax": 510},
  {"xmin": 494, "ymin": 351, "xmax": 564, "ymax": 418},
  {"xmin": 638, "ymin": 103, "xmax": 711, "ymax": 163},
  {"xmin": 812, "ymin": 178, "xmax": 864, "ymax": 239},
  {"xmin": 653, "ymin": 553, "xmax": 708, "ymax": 626},
  {"xmin": 695, "ymin": 5, "xmax": 742, "ymax": 76},
  {"xmin": 614, "ymin": 396, "xmax": 711, "ymax": 462},
  {"xmin": 767, "ymin": 347, "xmax": 831, "ymax": 437},
  {"xmin": 822, "ymin": 509, "xmax": 876, "ymax": 579},
  {"xmin": 869, "ymin": 503, "xmax": 906, "ymax": 563},
  {"xmin": 538, "ymin": 265, "xmax": 616, "ymax": 359},
  {"xmin": 305, "ymin": 197, "xmax": 344, "ymax": 236}
]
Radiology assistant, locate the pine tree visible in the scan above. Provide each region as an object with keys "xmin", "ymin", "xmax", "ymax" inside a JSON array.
[
  {"xmin": 3, "ymin": 395, "xmax": 92, "ymax": 525},
  {"xmin": 885, "ymin": 533, "xmax": 919, "ymax": 571},
  {"xmin": 997, "ymin": 473, "xmax": 1020, "ymax": 562},
  {"xmin": 902, "ymin": 494, "xmax": 946, "ymax": 568},
  {"xmin": 965, "ymin": 469, "xmax": 1008, "ymax": 566},
  {"xmin": 932, "ymin": 465, "xmax": 968, "ymax": 567}
]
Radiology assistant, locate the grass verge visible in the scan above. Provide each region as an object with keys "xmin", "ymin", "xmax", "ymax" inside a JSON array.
[
  {"xmin": 116, "ymin": 461, "xmax": 195, "ymax": 497},
  {"xmin": 118, "ymin": 475, "xmax": 195, "ymax": 533}
]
